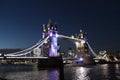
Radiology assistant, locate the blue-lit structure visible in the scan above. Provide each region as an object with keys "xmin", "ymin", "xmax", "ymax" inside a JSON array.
[
  {"xmin": 49, "ymin": 33, "xmax": 58, "ymax": 57},
  {"xmin": 42, "ymin": 19, "xmax": 58, "ymax": 57}
]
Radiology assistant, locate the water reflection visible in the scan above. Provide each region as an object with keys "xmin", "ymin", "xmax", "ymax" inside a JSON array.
[
  {"xmin": 0, "ymin": 64, "xmax": 120, "ymax": 80},
  {"xmin": 64, "ymin": 66, "xmax": 92, "ymax": 80},
  {"xmin": 64, "ymin": 64, "xmax": 120, "ymax": 80},
  {"xmin": 0, "ymin": 64, "xmax": 63, "ymax": 80},
  {"xmin": 49, "ymin": 68, "xmax": 64, "ymax": 80},
  {"xmin": 74, "ymin": 67, "xmax": 90, "ymax": 80},
  {"xmin": 49, "ymin": 69, "xmax": 59, "ymax": 80}
]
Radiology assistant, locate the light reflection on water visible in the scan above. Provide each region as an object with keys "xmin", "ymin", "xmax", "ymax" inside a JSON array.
[
  {"xmin": 64, "ymin": 66, "xmax": 91, "ymax": 80},
  {"xmin": 0, "ymin": 64, "xmax": 63, "ymax": 80},
  {"xmin": 0, "ymin": 64, "xmax": 120, "ymax": 80},
  {"xmin": 5, "ymin": 70, "xmax": 61, "ymax": 80},
  {"xmin": 64, "ymin": 64, "xmax": 120, "ymax": 80},
  {"xmin": 74, "ymin": 67, "xmax": 90, "ymax": 80}
]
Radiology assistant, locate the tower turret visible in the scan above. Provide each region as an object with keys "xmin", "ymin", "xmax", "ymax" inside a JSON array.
[{"xmin": 43, "ymin": 24, "xmax": 46, "ymax": 32}]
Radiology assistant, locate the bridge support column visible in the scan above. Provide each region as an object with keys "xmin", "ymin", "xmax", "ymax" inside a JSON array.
[
  {"xmin": 75, "ymin": 29, "xmax": 95, "ymax": 64},
  {"xmin": 75, "ymin": 42, "xmax": 95, "ymax": 64},
  {"xmin": 38, "ymin": 20, "xmax": 63, "ymax": 68},
  {"xmin": 38, "ymin": 56, "xmax": 63, "ymax": 68},
  {"xmin": 49, "ymin": 31, "xmax": 58, "ymax": 57}
]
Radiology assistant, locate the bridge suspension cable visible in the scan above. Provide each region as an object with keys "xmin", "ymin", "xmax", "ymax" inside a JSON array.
[
  {"xmin": 5, "ymin": 39, "xmax": 42, "ymax": 55},
  {"xmin": 7, "ymin": 51, "xmax": 32, "ymax": 57},
  {"xmin": 59, "ymin": 34, "xmax": 98, "ymax": 58},
  {"xmin": 5, "ymin": 42, "xmax": 40, "ymax": 55},
  {"xmin": 5, "ymin": 36, "xmax": 49, "ymax": 57},
  {"xmin": 4, "ymin": 33, "xmax": 98, "ymax": 58},
  {"xmin": 87, "ymin": 42, "xmax": 97, "ymax": 57},
  {"xmin": 58, "ymin": 34, "xmax": 82, "ymax": 42}
]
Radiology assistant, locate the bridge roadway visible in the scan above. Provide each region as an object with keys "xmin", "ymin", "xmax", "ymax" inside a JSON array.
[
  {"xmin": 0, "ymin": 56, "xmax": 75, "ymax": 60},
  {"xmin": 0, "ymin": 56, "xmax": 48, "ymax": 60},
  {"xmin": 0, "ymin": 56, "xmax": 78, "ymax": 62}
]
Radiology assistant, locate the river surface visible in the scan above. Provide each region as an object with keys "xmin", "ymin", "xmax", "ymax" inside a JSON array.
[{"xmin": 0, "ymin": 64, "xmax": 120, "ymax": 80}]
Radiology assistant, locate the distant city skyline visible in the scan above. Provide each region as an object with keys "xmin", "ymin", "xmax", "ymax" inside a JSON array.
[{"xmin": 0, "ymin": 0, "xmax": 120, "ymax": 53}]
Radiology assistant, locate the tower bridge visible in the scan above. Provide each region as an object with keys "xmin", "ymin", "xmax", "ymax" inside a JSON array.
[{"xmin": 0, "ymin": 20, "xmax": 103, "ymax": 66}]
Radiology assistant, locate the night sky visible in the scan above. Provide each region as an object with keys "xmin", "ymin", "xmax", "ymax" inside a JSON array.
[{"xmin": 0, "ymin": 0, "xmax": 120, "ymax": 53}]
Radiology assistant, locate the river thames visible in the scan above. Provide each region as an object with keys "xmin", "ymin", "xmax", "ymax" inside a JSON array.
[{"xmin": 0, "ymin": 64, "xmax": 120, "ymax": 80}]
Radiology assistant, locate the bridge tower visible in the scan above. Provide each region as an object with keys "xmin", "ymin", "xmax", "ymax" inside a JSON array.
[
  {"xmin": 38, "ymin": 20, "xmax": 63, "ymax": 68},
  {"xmin": 42, "ymin": 20, "xmax": 58, "ymax": 57},
  {"xmin": 75, "ymin": 29, "xmax": 90, "ymax": 63}
]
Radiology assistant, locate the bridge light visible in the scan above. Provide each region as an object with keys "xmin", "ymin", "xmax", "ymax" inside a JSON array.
[
  {"xmin": 43, "ymin": 29, "xmax": 46, "ymax": 32},
  {"xmin": 79, "ymin": 57, "xmax": 83, "ymax": 61},
  {"xmin": 49, "ymin": 32, "xmax": 53, "ymax": 37},
  {"xmin": 43, "ymin": 24, "xmax": 46, "ymax": 32},
  {"xmin": 51, "ymin": 27, "xmax": 54, "ymax": 30},
  {"xmin": 42, "ymin": 35, "xmax": 45, "ymax": 38},
  {"xmin": 48, "ymin": 27, "xmax": 50, "ymax": 30},
  {"xmin": 71, "ymin": 35, "xmax": 74, "ymax": 39},
  {"xmin": 75, "ymin": 42, "xmax": 79, "ymax": 46},
  {"xmin": 80, "ymin": 34, "xmax": 83, "ymax": 39},
  {"xmin": 44, "ymin": 40, "xmax": 47, "ymax": 44},
  {"xmin": 55, "ymin": 33, "xmax": 58, "ymax": 37},
  {"xmin": 42, "ymin": 33, "xmax": 45, "ymax": 38},
  {"xmin": 81, "ymin": 40, "xmax": 85, "ymax": 44}
]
